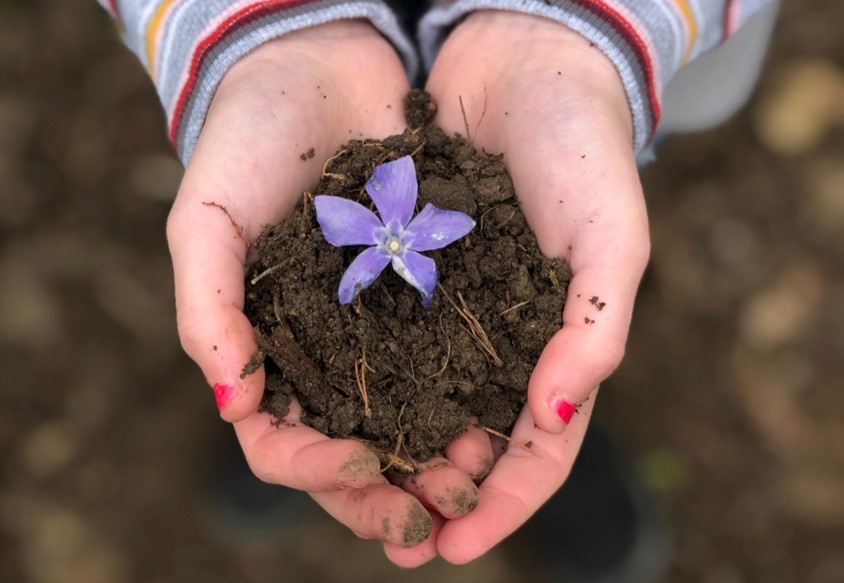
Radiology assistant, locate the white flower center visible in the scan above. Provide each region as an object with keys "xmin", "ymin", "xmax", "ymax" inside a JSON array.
[{"xmin": 386, "ymin": 237, "xmax": 402, "ymax": 254}]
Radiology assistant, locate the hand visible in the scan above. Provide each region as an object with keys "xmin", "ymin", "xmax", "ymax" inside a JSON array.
[
  {"xmin": 165, "ymin": 21, "xmax": 479, "ymax": 559},
  {"xmin": 424, "ymin": 11, "xmax": 651, "ymax": 562}
]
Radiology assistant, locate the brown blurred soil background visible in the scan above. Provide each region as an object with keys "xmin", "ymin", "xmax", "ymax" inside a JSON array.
[{"xmin": 1, "ymin": 1, "xmax": 842, "ymax": 582}]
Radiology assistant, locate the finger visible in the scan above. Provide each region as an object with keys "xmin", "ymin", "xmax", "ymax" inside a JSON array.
[
  {"xmin": 390, "ymin": 458, "xmax": 479, "ymax": 519},
  {"xmin": 234, "ymin": 401, "xmax": 382, "ymax": 491},
  {"xmin": 444, "ymin": 420, "xmax": 495, "ymax": 483},
  {"xmin": 383, "ymin": 513, "xmax": 444, "ymax": 568},
  {"xmin": 436, "ymin": 389, "xmax": 597, "ymax": 564},
  {"xmin": 311, "ymin": 484, "xmax": 434, "ymax": 549},
  {"xmin": 528, "ymin": 208, "xmax": 649, "ymax": 432}
]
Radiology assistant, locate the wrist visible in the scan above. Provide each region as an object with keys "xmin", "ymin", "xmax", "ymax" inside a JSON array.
[
  {"xmin": 217, "ymin": 20, "xmax": 397, "ymax": 94},
  {"xmin": 430, "ymin": 10, "xmax": 634, "ymax": 147}
]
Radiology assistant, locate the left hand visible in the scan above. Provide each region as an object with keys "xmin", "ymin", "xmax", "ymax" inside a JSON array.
[{"xmin": 414, "ymin": 10, "xmax": 651, "ymax": 564}]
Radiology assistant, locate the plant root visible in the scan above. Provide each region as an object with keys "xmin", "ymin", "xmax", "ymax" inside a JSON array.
[
  {"xmin": 476, "ymin": 425, "xmax": 538, "ymax": 457},
  {"xmin": 500, "ymin": 299, "xmax": 532, "ymax": 316},
  {"xmin": 354, "ymin": 348, "xmax": 372, "ymax": 418},
  {"xmin": 250, "ymin": 258, "xmax": 294, "ymax": 285},
  {"xmin": 321, "ymin": 147, "xmax": 348, "ymax": 177}
]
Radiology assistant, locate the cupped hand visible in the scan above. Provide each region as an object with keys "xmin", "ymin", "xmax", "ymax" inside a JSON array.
[
  {"xmin": 166, "ymin": 20, "xmax": 478, "ymax": 561},
  {"xmin": 422, "ymin": 11, "xmax": 651, "ymax": 563}
]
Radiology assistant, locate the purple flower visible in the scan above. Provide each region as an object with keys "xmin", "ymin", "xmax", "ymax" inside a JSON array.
[{"xmin": 314, "ymin": 155, "xmax": 475, "ymax": 307}]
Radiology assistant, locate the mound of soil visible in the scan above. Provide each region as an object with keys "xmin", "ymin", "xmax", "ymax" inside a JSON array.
[{"xmin": 244, "ymin": 91, "xmax": 570, "ymax": 466}]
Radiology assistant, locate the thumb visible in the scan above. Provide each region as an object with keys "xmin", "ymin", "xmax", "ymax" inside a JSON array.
[
  {"xmin": 527, "ymin": 209, "xmax": 650, "ymax": 433},
  {"xmin": 167, "ymin": 187, "xmax": 266, "ymax": 422}
]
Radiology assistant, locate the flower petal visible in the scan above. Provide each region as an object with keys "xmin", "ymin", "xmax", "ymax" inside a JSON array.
[
  {"xmin": 404, "ymin": 204, "xmax": 476, "ymax": 251},
  {"xmin": 365, "ymin": 156, "xmax": 417, "ymax": 229},
  {"xmin": 338, "ymin": 246, "xmax": 391, "ymax": 304},
  {"xmin": 391, "ymin": 250, "xmax": 437, "ymax": 307},
  {"xmin": 315, "ymin": 195, "xmax": 383, "ymax": 247}
]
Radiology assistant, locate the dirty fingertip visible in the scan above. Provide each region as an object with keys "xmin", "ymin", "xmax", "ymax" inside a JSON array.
[
  {"xmin": 438, "ymin": 484, "xmax": 480, "ymax": 518},
  {"xmin": 337, "ymin": 449, "xmax": 382, "ymax": 488},
  {"xmin": 472, "ymin": 455, "xmax": 494, "ymax": 484},
  {"xmin": 396, "ymin": 501, "xmax": 433, "ymax": 548}
]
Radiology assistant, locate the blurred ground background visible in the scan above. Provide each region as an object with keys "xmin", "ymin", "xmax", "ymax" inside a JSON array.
[{"xmin": 1, "ymin": 1, "xmax": 842, "ymax": 582}]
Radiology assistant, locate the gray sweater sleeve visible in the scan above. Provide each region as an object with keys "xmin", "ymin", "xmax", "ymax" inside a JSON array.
[
  {"xmin": 96, "ymin": 0, "xmax": 417, "ymax": 163},
  {"xmin": 419, "ymin": 0, "xmax": 779, "ymax": 154}
]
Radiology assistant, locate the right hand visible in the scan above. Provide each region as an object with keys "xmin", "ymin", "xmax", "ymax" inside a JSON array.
[
  {"xmin": 165, "ymin": 21, "xmax": 482, "ymax": 565},
  {"xmin": 422, "ymin": 11, "xmax": 651, "ymax": 563}
]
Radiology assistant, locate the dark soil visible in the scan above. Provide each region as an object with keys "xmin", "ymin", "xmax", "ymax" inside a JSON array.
[
  {"xmin": 244, "ymin": 91, "xmax": 570, "ymax": 464},
  {"xmin": 6, "ymin": 2, "xmax": 844, "ymax": 581}
]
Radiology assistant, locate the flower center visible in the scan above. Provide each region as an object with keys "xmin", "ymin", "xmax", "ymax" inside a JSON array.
[{"xmin": 386, "ymin": 237, "xmax": 402, "ymax": 254}]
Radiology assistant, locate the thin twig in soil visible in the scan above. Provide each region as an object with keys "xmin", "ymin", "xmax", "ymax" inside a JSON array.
[
  {"xmin": 473, "ymin": 84, "xmax": 489, "ymax": 143},
  {"xmin": 202, "ymin": 201, "xmax": 250, "ymax": 247},
  {"xmin": 321, "ymin": 147, "xmax": 348, "ymax": 177},
  {"xmin": 362, "ymin": 347, "xmax": 375, "ymax": 373},
  {"xmin": 426, "ymin": 315, "xmax": 452, "ymax": 380},
  {"xmin": 406, "ymin": 358, "xmax": 419, "ymax": 386},
  {"xmin": 250, "ymin": 258, "xmax": 293, "ymax": 285},
  {"xmin": 354, "ymin": 349, "xmax": 372, "ymax": 418},
  {"xmin": 459, "ymin": 95, "xmax": 472, "ymax": 144},
  {"xmin": 396, "ymin": 401, "xmax": 409, "ymax": 432},
  {"xmin": 378, "ymin": 435, "xmax": 417, "ymax": 474},
  {"xmin": 458, "ymin": 85, "xmax": 488, "ymax": 145},
  {"xmin": 381, "ymin": 403, "xmax": 415, "ymax": 474},
  {"xmin": 499, "ymin": 299, "xmax": 532, "ymax": 316},
  {"xmin": 408, "ymin": 141, "xmax": 426, "ymax": 159},
  {"xmin": 477, "ymin": 425, "xmax": 538, "ymax": 457},
  {"xmin": 479, "ymin": 206, "xmax": 518, "ymax": 233},
  {"xmin": 438, "ymin": 284, "xmax": 504, "ymax": 367}
]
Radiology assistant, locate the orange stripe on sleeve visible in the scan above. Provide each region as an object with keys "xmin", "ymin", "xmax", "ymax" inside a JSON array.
[
  {"xmin": 146, "ymin": 0, "xmax": 180, "ymax": 79},
  {"xmin": 673, "ymin": 0, "xmax": 698, "ymax": 64}
]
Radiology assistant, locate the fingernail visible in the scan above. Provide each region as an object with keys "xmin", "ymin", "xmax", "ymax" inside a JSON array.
[
  {"xmin": 550, "ymin": 395, "xmax": 577, "ymax": 425},
  {"xmin": 213, "ymin": 383, "xmax": 235, "ymax": 410}
]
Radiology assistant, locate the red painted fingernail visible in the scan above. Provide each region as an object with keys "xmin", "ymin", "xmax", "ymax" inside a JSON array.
[
  {"xmin": 551, "ymin": 396, "xmax": 577, "ymax": 424},
  {"xmin": 213, "ymin": 383, "xmax": 235, "ymax": 410}
]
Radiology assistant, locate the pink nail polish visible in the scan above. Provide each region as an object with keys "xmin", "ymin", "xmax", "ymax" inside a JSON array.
[
  {"xmin": 213, "ymin": 383, "xmax": 235, "ymax": 410},
  {"xmin": 551, "ymin": 396, "xmax": 577, "ymax": 425}
]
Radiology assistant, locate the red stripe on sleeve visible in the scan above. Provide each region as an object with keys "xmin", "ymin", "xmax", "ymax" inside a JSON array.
[
  {"xmin": 571, "ymin": 0, "xmax": 662, "ymax": 130},
  {"xmin": 107, "ymin": 0, "xmax": 121, "ymax": 20},
  {"xmin": 722, "ymin": 0, "xmax": 737, "ymax": 42},
  {"xmin": 168, "ymin": 0, "xmax": 318, "ymax": 144}
]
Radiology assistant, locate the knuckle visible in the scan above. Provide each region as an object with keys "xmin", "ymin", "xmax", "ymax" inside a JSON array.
[
  {"xmin": 175, "ymin": 316, "xmax": 204, "ymax": 358},
  {"xmin": 589, "ymin": 340, "xmax": 625, "ymax": 379},
  {"xmin": 244, "ymin": 447, "xmax": 281, "ymax": 485}
]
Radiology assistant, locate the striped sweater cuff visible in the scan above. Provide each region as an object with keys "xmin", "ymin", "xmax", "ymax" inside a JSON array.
[
  {"xmin": 96, "ymin": 0, "xmax": 121, "ymax": 20},
  {"xmin": 109, "ymin": 0, "xmax": 417, "ymax": 163},
  {"xmin": 419, "ymin": 0, "xmax": 775, "ymax": 154}
]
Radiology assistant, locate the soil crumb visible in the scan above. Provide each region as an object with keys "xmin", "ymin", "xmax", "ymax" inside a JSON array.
[{"xmin": 244, "ymin": 90, "xmax": 571, "ymax": 466}]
